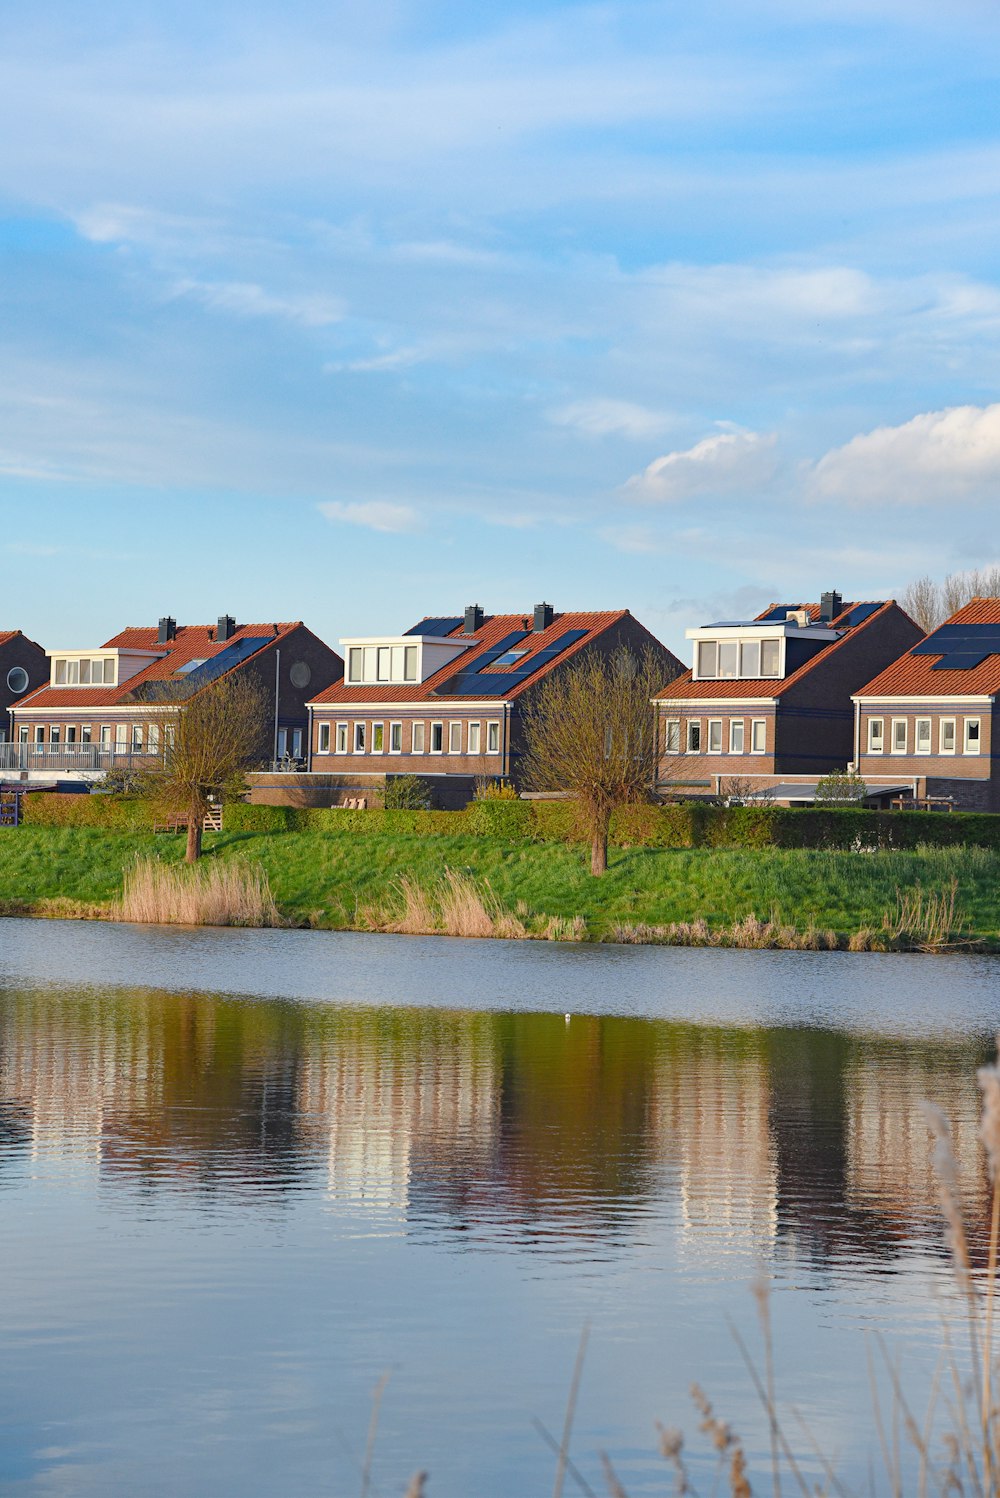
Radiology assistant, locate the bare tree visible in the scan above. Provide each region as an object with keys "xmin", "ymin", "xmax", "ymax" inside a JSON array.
[
  {"xmin": 900, "ymin": 574, "xmax": 944, "ymax": 633},
  {"xmin": 149, "ymin": 674, "xmax": 270, "ymax": 861},
  {"xmin": 520, "ymin": 647, "xmax": 667, "ymax": 876},
  {"xmin": 903, "ymin": 566, "xmax": 1000, "ymax": 634}
]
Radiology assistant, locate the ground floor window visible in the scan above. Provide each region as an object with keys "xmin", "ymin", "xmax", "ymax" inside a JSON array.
[
  {"xmin": 336, "ymin": 722, "xmax": 348, "ymax": 753},
  {"xmin": 940, "ymin": 718, "xmax": 956, "ymax": 753},
  {"xmin": 487, "ymin": 721, "xmax": 500, "ymax": 754},
  {"xmin": 891, "ymin": 718, "xmax": 907, "ymax": 753},
  {"xmin": 965, "ymin": 718, "xmax": 981, "ymax": 754},
  {"xmin": 729, "ymin": 719, "xmax": 744, "ymax": 753},
  {"xmin": 148, "ymin": 724, "xmax": 159, "ymax": 753},
  {"xmin": 707, "ymin": 719, "xmax": 723, "ymax": 753},
  {"xmin": 18, "ymin": 725, "xmax": 28, "ymax": 744},
  {"xmin": 372, "ymin": 722, "xmax": 384, "ymax": 754},
  {"xmin": 468, "ymin": 721, "xmax": 481, "ymax": 755},
  {"xmin": 448, "ymin": 722, "xmax": 462, "ymax": 754},
  {"xmin": 100, "ymin": 726, "xmax": 112, "ymax": 746},
  {"xmin": 131, "ymin": 725, "xmax": 143, "ymax": 750},
  {"xmin": 412, "ymin": 722, "xmax": 425, "ymax": 753},
  {"xmin": 915, "ymin": 718, "xmax": 931, "ymax": 754},
  {"xmin": 317, "ymin": 722, "xmax": 331, "ymax": 753},
  {"xmin": 686, "ymin": 720, "xmax": 701, "ymax": 753},
  {"xmin": 664, "ymin": 719, "xmax": 680, "ymax": 753},
  {"xmin": 34, "ymin": 726, "xmax": 44, "ymax": 745},
  {"xmin": 390, "ymin": 722, "xmax": 402, "ymax": 753},
  {"xmin": 750, "ymin": 720, "xmax": 766, "ymax": 754},
  {"xmin": 430, "ymin": 722, "xmax": 444, "ymax": 753},
  {"xmin": 115, "ymin": 724, "xmax": 128, "ymax": 748},
  {"xmin": 354, "ymin": 722, "xmax": 366, "ymax": 753},
  {"xmin": 867, "ymin": 718, "xmax": 884, "ymax": 753}
]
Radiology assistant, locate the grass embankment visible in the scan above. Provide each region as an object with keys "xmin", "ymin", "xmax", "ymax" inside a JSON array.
[{"xmin": 0, "ymin": 825, "xmax": 998, "ymax": 949}]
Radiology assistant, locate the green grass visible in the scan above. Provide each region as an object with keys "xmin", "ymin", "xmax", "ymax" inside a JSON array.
[{"xmin": 1, "ymin": 825, "xmax": 999, "ymax": 945}]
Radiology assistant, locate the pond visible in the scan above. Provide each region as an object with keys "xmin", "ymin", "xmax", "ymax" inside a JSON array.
[{"xmin": 0, "ymin": 917, "xmax": 998, "ymax": 1496}]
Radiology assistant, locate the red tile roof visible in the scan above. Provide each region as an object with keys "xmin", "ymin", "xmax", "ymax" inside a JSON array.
[
  {"xmin": 14, "ymin": 622, "xmax": 297, "ymax": 712},
  {"xmin": 656, "ymin": 601, "xmax": 893, "ymax": 702},
  {"xmin": 308, "ymin": 610, "xmax": 633, "ymax": 705},
  {"xmin": 856, "ymin": 598, "xmax": 1000, "ymax": 698}
]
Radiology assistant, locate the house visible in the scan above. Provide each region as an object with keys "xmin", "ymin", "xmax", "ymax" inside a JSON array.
[
  {"xmin": 655, "ymin": 592, "xmax": 923, "ymax": 803},
  {"xmin": 304, "ymin": 603, "xmax": 682, "ymax": 808},
  {"xmin": 5, "ymin": 615, "xmax": 343, "ymax": 785},
  {"xmin": 853, "ymin": 598, "xmax": 1000, "ymax": 811},
  {"xmin": 0, "ymin": 632, "xmax": 48, "ymax": 741}
]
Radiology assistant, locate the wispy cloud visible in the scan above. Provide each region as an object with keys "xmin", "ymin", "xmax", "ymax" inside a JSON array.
[
  {"xmin": 548, "ymin": 398, "xmax": 674, "ymax": 440},
  {"xmin": 170, "ymin": 278, "xmax": 344, "ymax": 328},
  {"xmin": 317, "ymin": 499, "xmax": 423, "ymax": 533},
  {"xmin": 623, "ymin": 428, "xmax": 779, "ymax": 504},
  {"xmin": 809, "ymin": 403, "xmax": 1000, "ymax": 505}
]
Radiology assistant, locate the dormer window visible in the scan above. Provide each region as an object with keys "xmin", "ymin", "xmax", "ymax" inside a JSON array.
[
  {"xmin": 348, "ymin": 644, "xmax": 419, "ymax": 685},
  {"xmin": 53, "ymin": 656, "xmax": 116, "ymax": 686},
  {"xmin": 695, "ymin": 638, "xmax": 781, "ymax": 681}
]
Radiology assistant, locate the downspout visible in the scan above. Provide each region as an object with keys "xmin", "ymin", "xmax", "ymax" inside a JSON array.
[
  {"xmin": 852, "ymin": 698, "xmax": 860, "ymax": 771},
  {"xmin": 503, "ymin": 705, "xmax": 509, "ymax": 784},
  {"xmin": 306, "ymin": 704, "xmax": 313, "ymax": 772},
  {"xmin": 272, "ymin": 649, "xmax": 281, "ymax": 767}
]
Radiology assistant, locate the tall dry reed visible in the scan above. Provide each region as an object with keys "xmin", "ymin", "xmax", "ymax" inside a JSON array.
[
  {"xmin": 112, "ymin": 856, "xmax": 281, "ymax": 927},
  {"xmin": 361, "ymin": 869, "xmax": 585, "ymax": 941}
]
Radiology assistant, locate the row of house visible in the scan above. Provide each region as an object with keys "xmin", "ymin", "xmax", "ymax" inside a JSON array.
[{"xmin": 3, "ymin": 591, "xmax": 1000, "ymax": 810}]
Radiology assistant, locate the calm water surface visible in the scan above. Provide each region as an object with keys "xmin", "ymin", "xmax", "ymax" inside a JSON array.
[{"xmin": 0, "ymin": 918, "xmax": 999, "ymax": 1496}]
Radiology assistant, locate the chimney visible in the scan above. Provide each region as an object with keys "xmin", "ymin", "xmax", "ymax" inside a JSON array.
[
  {"xmin": 819, "ymin": 590, "xmax": 843, "ymax": 624},
  {"xmin": 533, "ymin": 601, "xmax": 554, "ymax": 632},
  {"xmin": 157, "ymin": 616, "xmax": 177, "ymax": 645},
  {"xmin": 463, "ymin": 604, "xmax": 484, "ymax": 635},
  {"xmin": 217, "ymin": 614, "xmax": 236, "ymax": 643}
]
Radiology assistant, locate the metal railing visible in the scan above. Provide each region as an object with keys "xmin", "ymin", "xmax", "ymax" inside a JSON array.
[{"xmin": 0, "ymin": 744, "xmax": 155, "ymax": 773}]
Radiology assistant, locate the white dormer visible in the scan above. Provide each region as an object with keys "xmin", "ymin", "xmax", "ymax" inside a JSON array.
[
  {"xmin": 340, "ymin": 634, "xmax": 472, "ymax": 687},
  {"xmin": 686, "ymin": 619, "xmax": 840, "ymax": 682},
  {"xmin": 48, "ymin": 647, "xmax": 165, "ymax": 688}
]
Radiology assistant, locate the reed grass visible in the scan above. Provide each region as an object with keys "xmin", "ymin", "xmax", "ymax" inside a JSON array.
[
  {"xmin": 360, "ymin": 868, "xmax": 587, "ymax": 941},
  {"xmin": 111, "ymin": 856, "xmax": 281, "ymax": 927}
]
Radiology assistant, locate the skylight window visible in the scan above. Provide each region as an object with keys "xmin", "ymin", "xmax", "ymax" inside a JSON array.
[
  {"xmin": 493, "ymin": 649, "xmax": 529, "ymax": 668},
  {"xmin": 177, "ymin": 658, "xmax": 207, "ymax": 675}
]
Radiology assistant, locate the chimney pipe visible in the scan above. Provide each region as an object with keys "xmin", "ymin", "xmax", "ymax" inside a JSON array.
[
  {"xmin": 533, "ymin": 602, "xmax": 554, "ymax": 632},
  {"xmin": 819, "ymin": 590, "xmax": 843, "ymax": 624},
  {"xmin": 157, "ymin": 616, "xmax": 177, "ymax": 645},
  {"xmin": 217, "ymin": 614, "xmax": 236, "ymax": 643},
  {"xmin": 463, "ymin": 604, "xmax": 484, "ymax": 635}
]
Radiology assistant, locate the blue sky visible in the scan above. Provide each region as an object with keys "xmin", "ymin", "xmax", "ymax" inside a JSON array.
[{"xmin": 3, "ymin": 0, "xmax": 1000, "ymax": 660}]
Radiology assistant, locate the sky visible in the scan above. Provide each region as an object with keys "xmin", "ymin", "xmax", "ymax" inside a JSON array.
[{"xmin": 3, "ymin": 1, "xmax": 1000, "ymax": 661}]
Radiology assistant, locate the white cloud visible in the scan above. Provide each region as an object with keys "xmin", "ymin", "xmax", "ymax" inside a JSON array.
[
  {"xmin": 809, "ymin": 403, "xmax": 1000, "ymax": 505},
  {"xmin": 317, "ymin": 499, "xmax": 422, "ymax": 533},
  {"xmin": 623, "ymin": 428, "xmax": 779, "ymax": 504},
  {"xmin": 548, "ymin": 398, "xmax": 674, "ymax": 440},
  {"xmin": 171, "ymin": 278, "xmax": 344, "ymax": 328}
]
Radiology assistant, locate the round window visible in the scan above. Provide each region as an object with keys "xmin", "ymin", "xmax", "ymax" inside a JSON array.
[
  {"xmin": 6, "ymin": 666, "xmax": 29, "ymax": 696},
  {"xmin": 289, "ymin": 661, "xmax": 311, "ymax": 688}
]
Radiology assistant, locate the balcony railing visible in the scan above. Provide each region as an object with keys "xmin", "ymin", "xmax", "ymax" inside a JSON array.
[{"xmin": 0, "ymin": 744, "xmax": 156, "ymax": 773}]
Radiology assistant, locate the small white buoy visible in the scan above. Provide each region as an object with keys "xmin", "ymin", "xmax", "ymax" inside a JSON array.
[{"xmin": 565, "ymin": 1013, "xmax": 571, "ymax": 1023}]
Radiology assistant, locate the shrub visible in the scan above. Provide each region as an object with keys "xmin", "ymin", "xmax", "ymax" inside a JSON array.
[
  {"xmin": 467, "ymin": 792, "xmax": 534, "ymax": 838},
  {"xmin": 20, "ymin": 793, "xmax": 153, "ymax": 832},
  {"xmin": 383, "ymin": 774, "xmax": 432, "ymax": 810}
]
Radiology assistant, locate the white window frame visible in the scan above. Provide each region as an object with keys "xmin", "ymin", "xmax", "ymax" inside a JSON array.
[
  {"xmin": 389, "ymin": 721, "xmax": 402, "ymax": 754},
  {"xmin": 412, "ymin": 721, "xmax": 426, "ymax": 754},
  {"xmin": 750, "ymin": 719, "xmax": 766, "ymax": 755},
  {"xmin": 686, "ymin": 720, "xmax": 701, "ymax": 753},
  {"xmin": 18, "ymin": 725, "xmax": 28, "ymax": 744},
  {"xmin": 964, "ymin": 717, "xmax": 982, "ymax": 755},
  {"xmin": 115, "ymin": 723, "xmax": 128, "ymax": 748},
  {"xmin": 49, "ymin": 724, "xmax": 61, "ymax": 745},
  {"xmin": 487, "ymin": 720, "xmax": 500, "ymax": 755},
  {"xmin": 430, "ymin": 721, "xmax": 444, "ymax": 754},
  {"xmin": 940, "ymin": 717, "xmax": 956, "ymax": 755},
  {"xmin": 867, "ymin": 717, "xmax": 884, "ymax": 754},
  {"xmin": 371, "ymin": 721, "xmax": 385, "ymax": 754},
  {"xmin": 353, "ymin": 722, "xmax": 366, "ymax": 753},
  {"xmin": 448, "ymin": 721, "xmax": 462, "ymax": 754},
  {"xmin": 335, "ymin": 722, "xmax": 348, "ymax": 754},
  {"xmin": 707, "ymin": 719, "xmax": 723, "ymax": 754},
  {"xmin": 147, "ymin": 724, "xmax": 159, "ymax": 754},
  {"xmin": 665, "ymin": 719, "xmax": 680, "ymax": 754},
  {"xmin": 317, "ymin": 722, "xmax": 331, "ymax": 754},
  {"xmin": 915, "ymin": 718, "xmax": 932, "ymax": 755},
  {"xmin": 468, "ymin": 721, "xmax": 481, "ymax": 755},
  {"xmin": 34, "ymin": 725, "xmax": 45, "ymax": 745},
  {"xmin": 760, "ymin": 640, "xmax": 781, "ymax": 678},
  {"xmin": 890, "ymin": 718, "xmax": 907, "ymax": 754},
  {"xmin": 81, "ymin": 724, "xmax": 92, "ymax": 745},
  {"xmin": 729, "ymin": 718, "xmax": 745, "ymax": 754},
  {"xmin": 100, "ymin": 725, "xmax": 112, "ymax": 746},
  {"xmin": 131, "ymin": 724, "xmax": 143, "ymax": 750}
]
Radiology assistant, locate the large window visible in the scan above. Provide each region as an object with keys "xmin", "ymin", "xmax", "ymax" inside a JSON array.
[
  {"xmin": 729, "ymin": 719, "xmax": 744, "ymax": 753},
  {"xmin": 348, "ymin": 644, "xmax": 419, "ymax": 685},
  {"xmin": 915, "ymin": 719, "xmax": 932, "ymax": 754},
  {"xmin": 53, "ymin": 657, "xmax": 114, "ymax": 686},
  {"xmin": 940, "ymin": 718, "xmax": 956, "ymax": 754},
  {"xmin": 867, "ymin": 718, "xmax": 884, "ymax": 754},
  {"xmin": 697, "ymin": 638, "xmax": 780, "ymax": 679},
  {"xmin": 965, "ymin": 718, "xmax": 981, "ymax": 754},
  {"xmin": 665, "ymin": 719, "xmax": 680, "ymax": 754},
  {"xmin": 891, "ymin": 719, "xmax": 907, "ymax": 754},
  {"xmin": 687, "ymin": 720, "xmax": 701, "ymax": 752},
  {"xmin": 750, "ymin": 719, "xmax": 766, "ymax": 754}
]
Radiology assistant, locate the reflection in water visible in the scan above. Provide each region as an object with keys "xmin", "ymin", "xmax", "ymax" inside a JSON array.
[{"xmin": 0, "ymin": 986, "xmax": 990, "ymax": 1261}]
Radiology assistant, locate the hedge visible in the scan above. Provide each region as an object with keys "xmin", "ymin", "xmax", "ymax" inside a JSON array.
[{"xmin": 16, "ymin": 792, "xmax": 1000, "ymax": 852}]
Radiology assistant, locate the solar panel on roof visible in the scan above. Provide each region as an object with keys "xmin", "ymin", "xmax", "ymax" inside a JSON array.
[
  {"xmin": 435, "ymin": 631, "xmax": 529, "ymax": 695},
  {"xmin": 404, "ymin": 616, "xmax": 464, "ymax": 637},
  {"xmin": 758, "ymin": 605, "xmax": 795, "ymax": 622},
  {"xmin": 914, "ymin": 623, "xmax": 1000, "ymax": 656},
  {"xmin": 931, "ymin": 653, "xmax": 991, "ymax": 671},
  {"xmin": 838, "ymin": 602, "xmax": 881, "ymax": 628},
  {"xmin": 179, "ymin": 635, "xmax": 273, "ymax": 690},
  {"xmin": 503, "ymin": 629, "xmax": 589, "ymax": 685},
  {"xmin": 443, "ymin": 630, "xmax": 590, "ymax": 696}
]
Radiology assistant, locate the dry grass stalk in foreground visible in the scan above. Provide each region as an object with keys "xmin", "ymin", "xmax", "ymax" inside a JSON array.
[
  {"xmin": 360, "ymin": 869, "xmax": 586, "ymax": 942},
  {"xmin": 111, "ymin": 856, "xmax": 280, "ymax": 927}
]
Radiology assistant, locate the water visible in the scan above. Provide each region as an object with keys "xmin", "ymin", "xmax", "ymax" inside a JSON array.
[{"xmin": 0, "ymin": 918, "xmax": 998, "ymax": 1496}]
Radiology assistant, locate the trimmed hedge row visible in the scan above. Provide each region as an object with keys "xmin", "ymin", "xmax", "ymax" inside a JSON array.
[{"xmin": 18, "ymin": 793, "xmax": 1000, "ymax": 851}]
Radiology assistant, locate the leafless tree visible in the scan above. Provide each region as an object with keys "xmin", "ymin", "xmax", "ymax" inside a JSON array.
[
  {"xmin": 520, "ymin": 646, "xmax": 668, "ymax": 876},
  {"xmin": 900, "ymin": 574, "xmax": 944, "ymax": 633},
  {"xmin": 149, "ymin": 674, "xmax": 270, "ymax": 861},
  {"xmin": 902, "ymin": 566, "xmax": 1000, "ymax": 634}
]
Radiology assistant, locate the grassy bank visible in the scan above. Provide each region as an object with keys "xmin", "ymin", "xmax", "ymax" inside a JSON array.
[{"xmin": 0, "ymin": 824, "xmax": 999, "ymax": 949}]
